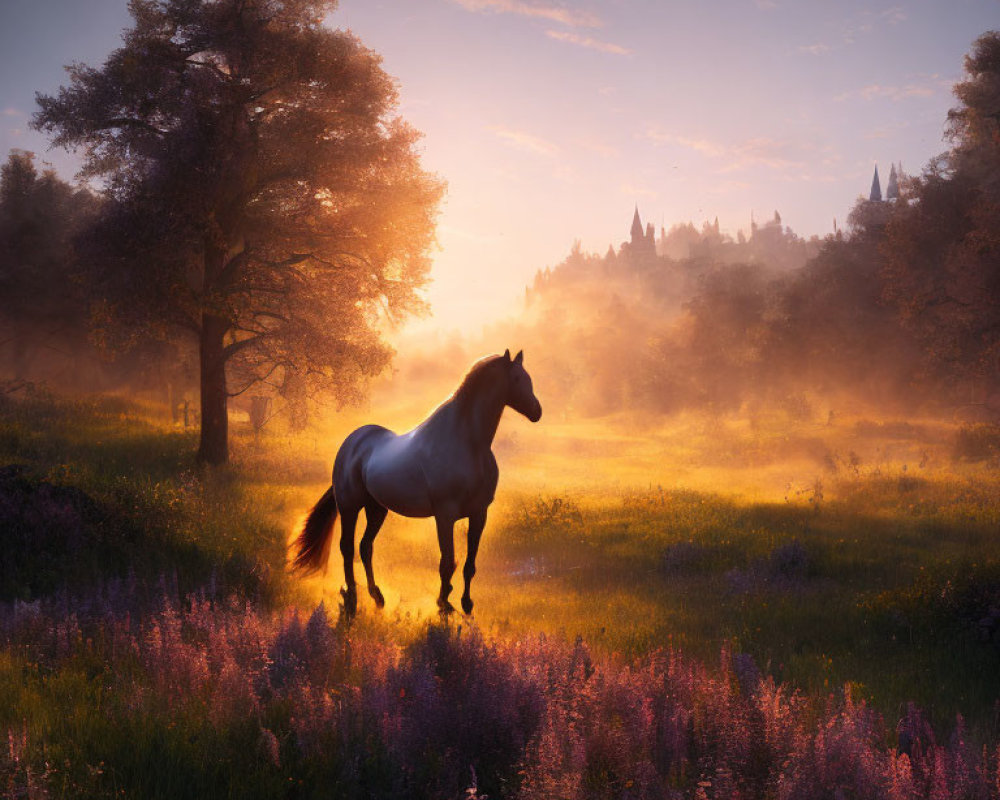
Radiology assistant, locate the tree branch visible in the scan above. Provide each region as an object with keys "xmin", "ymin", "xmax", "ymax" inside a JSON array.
[
  {"xmin": 224, "ymin": 333, "xmax": 267, "ymax": 359},
  {"xmin": 101, "ymin": 117, "xmax": 168, "ymax": 137},
  {"xmin": 184, "ymin": 57, "xmax": 231, "ymax": 82},
  {"xmin": 227, "ymin": 360, "xmax": 284, "ymax": 397}
]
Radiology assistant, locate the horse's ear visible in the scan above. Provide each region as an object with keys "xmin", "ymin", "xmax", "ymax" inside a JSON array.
[
  {"xmin": 503, "ymin": 349, "xmax": 511, "ymax": 362},
  {"xmin": 513, "ymin": 350, "xmax": 523, "ymax": 365}
]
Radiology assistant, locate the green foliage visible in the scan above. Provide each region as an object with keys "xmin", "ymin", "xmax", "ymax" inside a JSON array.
[{"xmin": 0, "ymin": 392, "xmax": 292, "ymax": 603}]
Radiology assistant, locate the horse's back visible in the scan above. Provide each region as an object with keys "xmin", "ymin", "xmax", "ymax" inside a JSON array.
[
  {"xmin": 358, "ymin": 426, "xmax": 438, "ymax": 518},
  {"xmin": 332, "ymin": 425, "xmax": 395, "ymax": 510},
  {"xmin": 332, "ymin": 424, "xmax": 433, "ymax": 517}
]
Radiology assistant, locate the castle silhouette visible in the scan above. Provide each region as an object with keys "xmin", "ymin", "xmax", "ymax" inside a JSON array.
[
  {"xmin": 624, "ymin": 162, "xmax": 901, "ymax": 258},
  {"xmin": 868, "ymin": 162, "xmax": 903, "ymax": 202}
]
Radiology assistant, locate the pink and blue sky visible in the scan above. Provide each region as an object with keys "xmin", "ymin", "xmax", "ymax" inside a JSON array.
[{"xmin": 1, "ymin": 0, "xmax": 997, "ymax": 334}]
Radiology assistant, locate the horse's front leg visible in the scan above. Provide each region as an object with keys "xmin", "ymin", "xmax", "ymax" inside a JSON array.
[
  {"xmin": 435, "ymin": 514, "xmax": 457, "ymax": 614},
  {"xmin": 462, "ymin": 508, "xmax": 487, "ymax": 615}
]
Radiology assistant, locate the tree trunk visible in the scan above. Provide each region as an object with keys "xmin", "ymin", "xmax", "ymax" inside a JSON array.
[
  {"xmin": 11, "ymin": 327, "xmax": 28, "ymax": 381},
  {"xmin": 197, "ymin": 313, "xmax": 229, "ymax": 464}
]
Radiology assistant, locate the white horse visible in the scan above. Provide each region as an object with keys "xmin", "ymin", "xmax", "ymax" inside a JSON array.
[{"xmin": 293, "ymin": 349, "xmax": 542, "ymax": 616}]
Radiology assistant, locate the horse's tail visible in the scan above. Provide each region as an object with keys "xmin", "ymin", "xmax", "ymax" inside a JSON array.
[{"xmin": 292, "ymin": 486, "xmax": 339, "ymax": 574}]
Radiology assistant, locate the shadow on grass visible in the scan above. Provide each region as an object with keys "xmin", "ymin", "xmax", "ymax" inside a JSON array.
[{"xmin": 0, "ymin": 392, "xmax": 290, "ymax": 606}]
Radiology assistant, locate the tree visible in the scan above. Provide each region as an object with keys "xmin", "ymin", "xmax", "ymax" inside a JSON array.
[
  {"xmin": 947, "ymin": 31, "xmax": 1000, "ymax": 199},
  {"xmin": 34, "ymin": 0, "xmax": 443, "ymax": 463},
  {"xmin": 882, "ymin": 32, "xmax": 1000, "ymax": 394},
  {"xmin": 0, "ymin": 150, "xmax": 98, "ymax": 380}
]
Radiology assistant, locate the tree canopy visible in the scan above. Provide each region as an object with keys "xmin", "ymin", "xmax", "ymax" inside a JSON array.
[
  {"xmin": 883, "ymin": 31, "xmax": 1000, "ymax": 388},
  {"xmin": 34, "ymin": 0, "xmax": 443, "ymax": 462}
]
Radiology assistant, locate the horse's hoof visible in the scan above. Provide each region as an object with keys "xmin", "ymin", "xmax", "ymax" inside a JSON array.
[
  {"xmin": 461, "ymin": 596, "xmax": 474, "ymax": 615},
  {"xmin": 437, "ymin": 598, "xmax": 455, "ymax": 615},
  {"xmin": 341, "ymin": 587, "xmax": 358, "ymax": 618},
  {"xmin": 370, "ymin": 586, "xmax": 385, "ymax": 609}
]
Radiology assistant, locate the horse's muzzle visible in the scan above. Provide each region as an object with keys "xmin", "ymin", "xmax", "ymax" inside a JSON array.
[{"xmin": 527, "ymin": 401, "xmax": 542, "ymax": 423}]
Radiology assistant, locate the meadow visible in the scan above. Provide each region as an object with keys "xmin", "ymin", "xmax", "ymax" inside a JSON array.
[{"xmin": 2, "ymin": 386, "xmax": 1000, "ymax": 798}]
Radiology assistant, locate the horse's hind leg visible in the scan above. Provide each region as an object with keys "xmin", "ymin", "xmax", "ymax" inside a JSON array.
[
  {"xmin": 360, "ymin": 501, "xmax": 388, "ymax": 608},
  {"xmin": 339, "ymin": 507, "xmax": 360, "ymax": 617}
]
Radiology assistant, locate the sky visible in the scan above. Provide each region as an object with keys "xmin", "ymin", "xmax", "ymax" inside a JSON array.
[{"xmin": 1, "ymin": 0, "xmax": 998, "ymax": 338}]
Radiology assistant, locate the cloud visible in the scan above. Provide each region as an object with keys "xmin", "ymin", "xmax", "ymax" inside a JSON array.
[
  {"xmin": 864, "ymin": 120, "xmax": 911, "ymax": 140},
  {"xmin": 797, "ymin": 43, "xmax": 831, "ymax": 56},
  {"xmin": 449, "ymin": 0, "xmax": 601, "ymax": 27},
  {"xmin": 755, "ymin": 0, "xmax": 778, "ymax": 9},
  {"xmin": 2, "ymin": 108, "xmax": 25, "ymax": 118},
  {"xmin": 545, "ymin": 29, "xmax": 630, "ymax": 55},
  {"xmin": 645, "ymin": 128, "xmax": 810, "ymax": 173},
  {"xmin": 789, "ymin": 172, "xmax": 839, "ymax": 185},
  {"xmin": 881, "ymin": 6, "xmax": 907, "ymax": 25},
  {"xmin": 491, "ymin": 127, "xmax": 560, "ymax": 156},
  {"xmin": 619, "ymin": 182, "xmax": 658, "ymax": 200},
  {"xmin": 720, "ymin": 138, "xmax": 806, "ymax": 173},
  {"xmin": 575, "ymin": 138, "xmax": 620, "ymax": 159},
  {"xmin": 644, "ymin": 128, "xmax": 725, "ymax": 157},
  {"xmin": 707, "ymin": 179, "xmax": 751, "ymax": 195},
  {"xmin": 835, "ymin": 78, "xmax": 943, "ymax": 102},
  {"xmin": 841, "ymin": 6, "xmax": 908, "ymax": 44}
]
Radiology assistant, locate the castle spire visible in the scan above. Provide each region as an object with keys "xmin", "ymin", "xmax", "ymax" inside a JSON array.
[
  {"xmin": 886, "ymin": 163, "xmax": 899, "ymax": 200},
  {"xmin": 869, "ymin": 164, "xmax": 882, "ymax": 202},
  {"xmin": 630, "ymin": 205, "xmax": 644, "ymax": 243}
]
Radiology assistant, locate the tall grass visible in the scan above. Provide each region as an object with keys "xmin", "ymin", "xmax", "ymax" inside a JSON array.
[
  {"xmin": 3, "ymin": 593, "xmax": 999, "ymax": 799},
  {"xmin": 480, "ymin": 479, "xmax": 1000, "ymax": 736},
  {"xmin": 2, "ymin": 390, "xmax": 1000, "ymax": 796}
]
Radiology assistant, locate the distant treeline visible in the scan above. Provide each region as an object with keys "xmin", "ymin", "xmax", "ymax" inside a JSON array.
[
  {"xmin": 488, "ymin": 32, "xmax": 1000, "ymax": 420},
  {"xmin": 0, "ymin": 150, "xmax": 197, "ymax": 398}
]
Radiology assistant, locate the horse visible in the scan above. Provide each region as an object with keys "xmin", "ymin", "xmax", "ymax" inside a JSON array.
[{"xmin": 292, "ymin": 349, "xmax": 542, "ymax": 616}]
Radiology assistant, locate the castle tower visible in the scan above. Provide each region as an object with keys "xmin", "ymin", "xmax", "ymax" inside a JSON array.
[
  {"xmin": 627, "ymin": 206, "xmax": 656, "ymax": 262},
  {"xmin": 869, "ymin": 164, "xmax": 882, "ymax": 202},
  {"xmin": 886, "ymin": 163, "xmax": 899, "ymax": 201},
  {"xmin": 630, "ymin": 206, "xmax": 644, "ymax": 245}
]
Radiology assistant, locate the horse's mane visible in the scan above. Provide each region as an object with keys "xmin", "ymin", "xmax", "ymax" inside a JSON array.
[{"xmin": 452, "ymin": 355, "xmax": 507, "ymax": 411}]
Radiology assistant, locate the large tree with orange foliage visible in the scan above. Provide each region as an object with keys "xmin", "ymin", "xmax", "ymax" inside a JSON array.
[{"xmin": 35, "ymin": 0, "xmax": 443, "ymax": 463}]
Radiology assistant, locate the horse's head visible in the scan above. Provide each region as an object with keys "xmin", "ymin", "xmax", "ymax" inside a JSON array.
[{"xmin": 503, "ymin": 349, "xmax": 542, "ymax": 422}]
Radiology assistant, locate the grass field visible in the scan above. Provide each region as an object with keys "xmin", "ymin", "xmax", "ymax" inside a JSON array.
[{"xmin": 2, "ymin": 387, "xmax": 999, "ymax": 797}]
